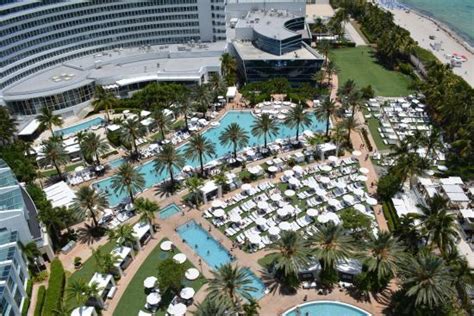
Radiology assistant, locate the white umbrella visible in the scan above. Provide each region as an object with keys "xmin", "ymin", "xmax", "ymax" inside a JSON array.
[
  {"xmin": 366, "ymin": 197, "xmax": 378, "ymax": 206},
  {"xmin": 213, "ymin": 208, "xmax": 225, "ymax": 217},
  {"xmin": 319, "ymin": 176, "xmax": 330, "ymax": 184},
  {"xmin": 354, "ymin": 204, "xmax": 366, "ymax": 213},
  {"xmin": 357, "ymin": 175, "xmax": 368, "ymax": 182},
  {"xmin": 173, "ymin": 253, "xmax": 187, "ymax": 264},
  {"xmin": 328, "ymin": 155, "xmax": 339, "ymax": 162},
  {"xmin": 248, "ymin": 234, "xmax": 262, "ymax": 244},
  {"xmin": 315, "ymin": 188, "xmax": 326, "ymax": 196},
  {"xmin": 284, "ymin": 189, "xmax": 295, "ymax": 197},
  {"xmin": 283, "ymin": 170, "xmax": 294, "ymax": 178},
  {"xmin": 257, "ymin": 201, "xmax": 268, "ymax": 210},
  {"xmin": 320, "ymin": 165, "xmax": 332, "ymax": 172},
  {"xmin": 271, "ymin": 194, "xmax": 282, "ymax": 202},
  {"xmin": 167, "ymin": 303, "xmax": 187, "ymax": 316},
  {"xmin": 343, "ymin": 194, "xmax": 354, "ymax": 204},
  {"xmin": 277, "ymin": 208, "xmax": 289, "ymax": 217},
  {"xmin": 147, "ymin": 292, "xmax": 161, "ymax": 305},
  {"xmin": 335, "ymin": 181, "xmax": 347, "ymax": 189},
  {"xmin": 241, "ymin": 183, "xmax": 252, "ymax": 192},
  {"xmin": 266, "ymin": 160, "xmax": 274, "ymax": 165},
  {"xmin": 303, "ymin": 130, "xmax": 314, "ymax": 138},
  {"xmin": 318, "ymin": 212, "xmax": 340, "ymax": 224},
  {"xmin": 359, "ymin": 167, "xmax": 369, "ymax": 174},
  {"xmin": 144, "ymin": 276, "xmax": 157, "ymax": 288},
  {"xmin": 255, "ymin": 217, "xmax": 267, "ymax": 226},
  {"xmin": 306, "ymin": 208, "xmax": 318, "ymax": 217},
  {"xmin": 292, "ymin": 165, "xmax": 304, "ymax": 174},
  {"xmin": 279, "ymin": 221, "xmax": 291, "ymax": 231},
  {"xmin": 328, "ymin": 198, "xmax": 339, "ymax": 207},
  {"xmin": 160, "ymin": 240, "xmax": 173, "ymax": 251},
  {"xmin": 288, "ymin": 177, "xmax": 300, "ymax": 187},
  {"xmin": 182, "ymin": 165, "xmax": 193, "ymax": 173},
  {"xmin": 268, "ymin": 226, "xmax": 281, "ymax": 236},
  {"xmin": 180, "ymin": 287, "xmax": 195, "ymax": 300},
  {"xmin": 352, "ymin": 150, "xmax": 362, "ymax": 157},
  {"xmin": 212, "ymin": 199, "xmax": 225, "ymax": 209},
  {"xmin": 74, "ymin": 166, "xmax": 85, "ymax": 173},
  {"xmin": 353, "ymin": 188, "xmax": 365, "ymax": 197},
  {"xmin": 185, "ymin": 268, "xmax": 200, "ymax": 280},
  {"xmin": 125, "ymin": 203, "xmax": 135, "ymax": 211},
  {"xmin": 268, "ymin": 166, "xmax": 278, "ymax": 173},
  {"xmin": 230, "ymin": 214, "xmax": 242, "ymax": 223},
  {"xmin": 246, "ymin": 149, "xmax": 256, "ymax": 157},
  {"xmin": 308, "ymin": 182, "xmax": 319, "ymax": 190}
]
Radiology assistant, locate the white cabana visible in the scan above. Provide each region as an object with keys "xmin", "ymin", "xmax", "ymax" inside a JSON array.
[
  {"xmin": 167, "ymin": 303, "xmax": 187, "ymax": 316},
  {"xmin": 140, "ymin": 110, "xmax": 151, "ymax": 117},
  {"xmin": 288, "ymin": 177, "xmax": 300, "ymax": 187},
  {"xmin": 44, "ymin": 181, "xmax": 76, "ymax": 208},
  {"xmin": 173, "ymin": 253, "xmax": 187, "ymax": 264},
  {"xmin": 268, "ymin": 226, "xmax": 281, "ymax": 236},
  {"xmin": 248, "ymin": 234, "xmax": 262, "ymax": 244},
  {"xmin": 226, "ymin": 86, "xmax": 237, "ymax": 101},
  {"xmin": 160, "ymin": 241, "xmax": 173, "ymax": 251},
  {"xmin": 89, "ymin": 273, "xmax": 115, "ymax": 299},
  {"xmin": 185, "ymin": 268, "xmax": 200, "ymax": 280},
  {"xmin": 144, "ymin": 276, "xmax": 158, "ymax": 288},
  {"xmin": 200, "ymin": 180, "xmax": 219, "ymax": 204},
  {"xmin": 257, "ymin": 201, "xmax": 269, "ymax": 210},
  {"xmin": 107, "ymin": 124, "xmax": 121, "ymax": 132},
  {"xmin": 180, "ymin": 287, "xmax": 195, "ymax": 300},
  {"xmin": 146, "ymin": 292, "xmax": 161, "ymax": 305}
]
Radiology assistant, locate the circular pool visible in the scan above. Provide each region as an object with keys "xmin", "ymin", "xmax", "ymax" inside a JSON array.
[{"xmin": 283, "ymin": 301, "xmax": 371, "ymax": 316}]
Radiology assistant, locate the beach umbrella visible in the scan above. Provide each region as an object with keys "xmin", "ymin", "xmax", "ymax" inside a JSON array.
[
  {"xmin": 303, "ymin": 130, "xmax": 314, "ymax": 138},
  {"xmin": 266, "ymin": 160, "xmax": 274, "ymax": 166},
  {"xmin": 320, "ymin": 165, "xmax": 332, "ymax": 172},
  {"xmin": 241, "ymin": 183, "xmax": 252, "ymax": 193},
  {"xmin": 279, "ymin": 221, "xmax": 291, "ymax": 231},
  {"xmin": 315, "ymin": 188, "xmax": 326, "ymax": 196},
  {"xmin": 319, "ymin": 176, "xmax": 331, "ymax": 184},
  {"xmin": 160, "ymin": 240, "xmax": 173, "ymax": 251},
  {"xmin": 229, "ymin": 213, "xmax": 242, "ymax": 223},
  {"xmin": 182, "ymin": 165, "xmax": 193, "ymax": 173},
  {"xmin": 284, "ymin": 189, "xmax": 295, "ymax": 197},
  {"xmin": 180, "ymin": 287, "xmax": 195, "ymax": 300},
  {"xmin": 284, "ymin": 170, "xmax": 294, "ymax": 178},
  {"xmin": 144, "ymin": 276, "xmax": 157, "ymax": 288},
  {"xmin": 212, "ymin": 199, "xmax": 225, "ymax": 209},
  {"xmin": 352, "ymin": 150, "xmax": 362, "ymax": 157},
  {"xmin": 308, "ymin": 182, "xmax": 319, "ymax": 190},
  {"xmin": 306, "ymin": 208, "xmax": 318, "ymax": 217},
  {"xmin": 357, "ymin": 175, "xmax": 368, "ymax": 182},
  {"xmin": 359, "ymin": 167, "xmax": 369, "ymax": 175},
  {"xmin": 255, "ymin": 217, "xmax": 267, "ymax": 226},
  {"xmin": 328, "ymin": 198, "xmax": 339, "ymax": 207},
  {"xmin": 257, "ymin": 201, "xmax": 268, "ymax": 210},
  {"xmin": 213, "ymin": 208, "xmax": 225, "ymax": 217},
  {"xmin": 248, "ymin": 234, "xmax": 262, "ymax": 244},
  {"xmin": 354, "ymin": 204, "xmax": 366, "ymax": 213},
  {"xmin": 125, "ymin": 203, "xmax": 135, "ymax": 211},
  {"xmin": 366, "ymin": 197, "xmax": 378, "ymax": 206},
  {"xmin": 185, "ymin": 268, "xmax": 200, "ymax": 280},
  {"xmin": 271, "ymin": 194, "xmax": 282, "ymax": 202},
  {"xmin": 74, "ymin": 166, "xmax": 85, "ymax": 173},
  {"xmin": 167, "ymin": 303, "xmax": 187, "ymax": 316},
  {"xmin": 328, "ymin": 155, "xmax": 339, "ymax": 163},
  {"xmin": 292, "ymin": 165, "xmax": 304, "ymax": 174},
  {"xmin": 173, "ymin": 253, "xmax": 187, "ymax": 264},
  {"xmin": 343, "ymin": 194, "xmax": 354, "ymax": 204},
  {"xmin": 288, "ymin": 177, "xmax": 300, "ymax": 187},
  {"xmin": 277, "ymin": 208, "xmax": 289, "ymax": 217},
  {"xmin": 147, "ymin": 292, "xmax": 161, "ymax": 305},
  {"xmin": 268, "ymin": 166, "xmax": 278, "ymax": 173},
  {"xmin": 318, "ymin": 212, "xmax": 340, "ymax": 224},
  {"xmin": 268, "ymin": 226, "xmax": 281, "ymax": 236}
]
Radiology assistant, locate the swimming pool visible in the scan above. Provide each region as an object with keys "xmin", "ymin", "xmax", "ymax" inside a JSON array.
[
  {"xmin": 55, "ymin": 117, "xmax": 105, "ymax": 136},
  {"xmin": 159, "ymin": 203, "xmax": 181, "ymax": 219},
  {"xmin": 109, "ymin": 158, "xmax": 126, "ymax": 169},
  {"xmin": 177, "ymin": 220, "xmax": 266, "ymax": 300},
  {"xmin": 94, "ymin": 110, "xmax": 325, "ymax": 206},
  {"xmin": 283, "ymin": 301, "xmax": 371, "ymax": 316}
]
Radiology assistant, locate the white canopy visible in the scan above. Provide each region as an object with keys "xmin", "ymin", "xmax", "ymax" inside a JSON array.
[
  {"xmin": 318, "ymin": 212, "xmax": 340, "ymax": 224},
  {"xmin": 185, "ymin": 268, "xmax": 200, "ymax": 280},
  {"xmin": 366, "ymin": 197, "xmax": 378, "ymax": 206},
  {"xmin": 180, "ymin": 287, "xmax": 195, "ymax": 299},
  {"xmin": 292, "ymin": 165, "xmax": 304, "ymax": 174},
  {"xmin": 71, "ymin": 306, "xmax": 96, "ymax": 316},
  {"xmin": 144, "ymin": 276, "xmax": 157, "ymax": 288},
  {"xmin": 277, "ymin": 208, "xmax": 289, "ymax": 217},
  {"xmin": 212, "ymin": 199, "xmax": 225, "ymax": 209},
  {"xmin": 160, "ymin": 241, "xmax": 173, "ymax": 251},
  {"xmin": 226, "ymin": 86, "xmax": 237, "ymax": 98},
  {"xmin": 284, "ymin": 170, "xmax": 295, "ymax": 178},
  {"xmin": 200, "ymin": 180, "xmax": 218, "ymax": 195},
  {"xmin": 213, "ymin": 208, "xmax": 225, "ymax": 217},
  {"xmin": 268, "ymin": 226, "xmax": 281, "ymax": 236},
  {"xmin": 44, "ymin": 181, "xmax": 76, "ymax": 208},
  {"xmin": 279, "ymin": 221, "xmax": 291, "ymax": 231},
  {"xmin": 167, "ymin": 303, "xmax": 187, "ymax": 316},
  {"xmin": 255, "ymin": 217, "xmax": 267, "ymax": 226},
  {"xmin": 354, "ymin": 204, "xmax": 366, "ymax": 213},
  {"xmin": 173, "ymin": 253, "xmax": 187, "ymax": 264},
  {"xmin": 306, "ymin": 208, "xmax": 318, "ymax": 217},
  {"xmin": 146, "ymin": 292, "xmax": 161, "ymax": 305},
  {"xmin": 284, "ymin": 189, "xmax": 295, "ymax": 197},
  {"xmin": 460, "ymin": 209, "xmax": 474, "ymax": 219},
  {"xmin": 320, "ymin": 165, "xmax": 332, "ymax": 172}
]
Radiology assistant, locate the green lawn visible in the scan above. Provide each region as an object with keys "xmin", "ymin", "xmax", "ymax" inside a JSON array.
[
  {"xmin": 41, "ymin": 161, "xmax": 85, "ymax": 177},
  {"xmin": 367, "ymin": 117, "xmax": 389, "ymax": 151},
  {"xmin": 113, "ymin": 240, "xmax": 207, "ymax": 316},
  {"xmin": 330, "ymin": 46, "xmax": 412, "ymax": 97},
  {"xmin": 257, "ymin": 253, "xmax": 277, "ymax": 270}
]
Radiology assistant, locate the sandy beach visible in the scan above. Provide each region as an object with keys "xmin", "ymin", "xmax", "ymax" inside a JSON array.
[{"xmin": 388, "ymin": 8, "xmax": 474, "ymax": 86}]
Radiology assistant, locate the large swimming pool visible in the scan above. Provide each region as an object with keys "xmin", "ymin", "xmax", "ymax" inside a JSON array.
[
  {"xmin": 55, "ymin": 117, "xmax": 105, "ymax": 136},
  {"xmin": 177, "ymin": 220, "xmax": 266, "ymax": 300},
  {"xmin": 94, "ymin": 111, "xmax": 325, "ymax": 206},
  {"xmin": 283, "ymin": 301, "xmax": 371, "ymax": 316}
]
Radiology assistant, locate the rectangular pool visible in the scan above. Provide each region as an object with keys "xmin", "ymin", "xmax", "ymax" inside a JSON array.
[
  {"xmin": 54, "ymin": 117, "xmax": 105, "ymax": 136},
  {"xmin": 177, "ymin": 220, "xmax": 266, "ymax": 300},
  {"xmin": 159, "ymin": 203, "xmax": 181, "ymax": 219},
  {"xmin": 109, "ymin": 158, "xmax": 126, "ymax": 169}
]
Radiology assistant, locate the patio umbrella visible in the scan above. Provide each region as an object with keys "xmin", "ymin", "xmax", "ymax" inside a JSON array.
[
  {"xmin": 359, "ymin": 167, "xmax": 369, "ymax": 175},
  {"xmin": 180, "ymin": 287, "xmax": 195, "ymax": 300},
  {"xmin": 268, "ymin": 166, "xmax": 278, "ymax": 173},
  {"xmin": 352, "ymin": 150, "xmax": 362, "ymax": 157},
  {"xmin": 335, "ymin": 181, "xmax": 347, "ymax": 189},
  {"xmin": 213, "ymin": 208, "xmax": 225, "ymax": 217},
  {"xmin": 279, "ymin": 221, "xmax": 291, "ymax": 231},
  {"xmin": 284, "ymin": 189, "xmax": 295, "ymax": 197},
  {"xmin": 320, "ymin": 165, "xmax": 332, "ymax": 172},
  {"xmin": 319, "ymin": 176, "xmax": 330, "ymax": 184},
  {"xmin": 283, "ymin": 170, "xmax": 294, "ymax": 178},
  {"xmin": 255, "ymin": 217, "xmax": 267, "ymax": 226},
  {"xmin": 241, "ymin": 183, "xmax": 252, "ymax": 192},
  {"xmin": 182, "ymin": 165, "xmax": 193, "ymax": 173},
  {"xmin": 268, "ymin": 226, "xmax": 281, "ymax": 236},
  {"xmin": 125, "ymin": 203, "xmax": 135, "ymax": 211},
  {"xmin": 354, "ymin": 204, "xmax": 366, "ymax": 213},
  {"xmin": 292, "ymin": 165, "xmax": 304, "ymax": 174},
  {"xmin": 167, "ymin": 303, "xmax": 187, "ymax": 316},
  {"xmin": 146, "ymin": 292, "xmax": 161, "ymax": 305},
  {"xmin": 343, "ymin": 194, "xmax": 354, "ymax": 204},
  {"xmin": 357, "ymin": 175, "xmax": 368, "ymax": 182},
  {"xmin": 248, "ymin": 234, "xmax": 262, "ymax": 244},
  {"xmin": 318, "ymin": 212, "xmax": 340, "ymax": 224},
  {"xmin": 277, "ymin": 208, "xmax": 289, "ymax": 217},
  {"xmin": 328, "ymin": 155, "xmax": 339, "ymax": 162},
  {"xmin": 366, "ymin": 197, "xmax": 378, "ymax": 206},
  {"xmin": 229, "ymin": 214, "xmax": 242, "ymax": 223},
  {"xmin": 173, "ymin": 253, "xmax": 187, "ymax": 264},
  {"xmin": 212, "ymin": 199, "xmax": 225, "ymax": 209},
  {"xmin": 306, "ymin": 208, "xmax": 318, "ymax": 217},
  {"xmin": 257, "ymin": 201, "xmax": 268, "ymax": 210},
  {"xmin": 315, "ymin": 188, "xmax": 326, "ymax": 196},
  {"xmin": 288, "ymin": 177, "xmax": 300, "ymax": 187},
  {"xmin": 271, "ymin": 194, "xmax": 282, "ymax": 202},
  {"xmin": 160, "ymin": 240, "xmax": 173, "ymax": 251},
  {"xmin": 266, "ymin": 160, "xmax": 274, "ymax": 165},
  {"xmin": 353, "ymin": 188, "xmax": 365, "ymax": 197},
  {"xmin": 185, "ymin": 268, "xmax": 200, "ymax": 280},
  {"xmin": 144, "ymin": 276, "xmax": 157, "ymax": 288},
  {"xmin": 328, "ymin": 198, "xmax": 339, "ymax": 207}
]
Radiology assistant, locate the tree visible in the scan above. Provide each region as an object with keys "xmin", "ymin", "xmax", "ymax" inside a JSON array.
[
  {"xmin": 360, "ymin": 85, "xmax": 375, "ymax": 99},
  {"xmin": 92, "ymin": 86, "xmax": 117, "ymax": 121},
  {"xmin": 251, "ymin": 113, "xmax": 279, "ymax": 149},
  {"xmin": 72, "ymin": 186, "xmax": 108, "ymax": 227},
  {"xmin": 342, "ymin": 115, "xmax": 361, "ymax": 144},
  {"xmin": 220, "ymin": 53, "xmax": 237, "ymax": 85},
  {"xmin": 80, "ymin": 132, "xmax": 109, "ymax": 165},
  {"xmin": 153, "ymin": 143, "xmax": 185, "ymax": 189},
  {"xmin": 108, "ymin": 224, "xmax": 138, "ymax": 248},
  {"xmin": 219, "ymin": 123, "xmax": 249, "ymax": 159},
  {"xmin": 111, "ymin": 162, "xmax": 145, "ymax": 203},
  {"xmin": 318, "ymin": 40, "xmax": 331, "ymax": 68},
  {"xmin": 41, "ymin": 137, "xmax": 68, "ymax": 179},
  {"xmin": 339, "ymin": 208, "xmax": 372, "ymax": 240},
  {"xmin": 93, "ymin": 248, "xmax": 120, "ymax": 276},
  {"xmin": 393, "ymin": 215, "xmax": 422, "ymax": 254},
  {"xmin": 184, "ymin": 134, "xmax": 216, "ymax": 175},
  {"xmin": 185, "ymin": 176, "xmax": 204, "ymax": 207},
  {"xmin": 314, "ymin": 97, "xmax": 337, "ymax": 137},
  {"xmin": 207, "ymin": 263, "xmax": 257, "ymax": 312},
  {"xmin": 38, "ymin": 206, "xmax": 75, "ymax": 248},
  {"xmin": 376, "ymin": 173, "xmax": 403, "ymax": 201},
  {"xmin": 175, "ymin": 93, "xmax": 192, "ymax": 131},
  {"xmin": 284, "ymin": 104, "xmax": 312, "ymax": 141},
  {"xmin": 134, "ymin": 197, "xmax": 159, "ymax": 231},
  {"xmin": 193, "ymin": 299, "xmax": 229, "ymax": 316},
  {"xmin": 192, "ymin": 84, "xmax": 212, "ymax": 115},
  {"xmin": 337, "ymin": 79, "xmax": 357, "ymax": 101},
  {"xmin": 243, "ymin": 299, "xmax": 260, "ymax": 316},
  {"xmin": 120, "ymin": 117, "xmax": 146, "ymax": 157},
  {"xmin": 37, "ymin": 106, "xmax": 63, "ymax": 134},
  {"xmin": 157, "ymin": 258, "xmax": 186, "ymax": 294},
  {"xmin": 152, "ymin": 108, "xmax": 171, "ymax": 140},
  {"xmin": 19, "ymin": 241, "xmax": 41, "ymax": 271},
  {"xmin": 331, "ymin": 122, "xmax": 347, "ymax": 156},
  {"xmin": 0, "ymin": 107, "xmax": 16, "ymax": 145},
  {"xmin": 444, "ymin": 249, "xmax": 474, "ymax": 311},
  {"xmin": 67, "ymin": 279, "xmax": 102, "ymax": 307}
]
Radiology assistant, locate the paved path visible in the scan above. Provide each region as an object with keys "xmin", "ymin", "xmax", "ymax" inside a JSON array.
[{"xmin": 345, "ymin": 20, "xmax": 368, "ymax": 46}]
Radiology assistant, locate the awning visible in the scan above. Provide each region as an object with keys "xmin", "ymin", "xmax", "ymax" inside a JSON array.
[{"xmin": 18, "ymin": 119, "xmax": 40, "ymax": 136}]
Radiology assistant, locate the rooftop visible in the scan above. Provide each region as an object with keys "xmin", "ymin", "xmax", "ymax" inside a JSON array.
[
  {"xmin": 232, "ymin": 41, "xmax": 322, "ymax": 60},
  {"xmin": 236, "ymin": 10, "xmax": 301, "ymax": 41}
]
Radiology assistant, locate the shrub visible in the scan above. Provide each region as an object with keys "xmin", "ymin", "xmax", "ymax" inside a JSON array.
[
  {"xmin": 21, "ymin": 281, "xmax": 32, "ymax": 316},
  {"xmin": 398, "ymin": 62, "xmax": 415, "ymax": 77},
  {"xmin": 377, "ymin": 173, "xmax": 402, "ymax": 201},
  {"xmin": 361, "ymin": 128, "xmax": 373, "ymax": 152},
  {"xmin": 383, "ymin": 201, "xmax": 400, "ymax": 231},
  {"xmin": 43, "ymin": 259, "xmax": 65, "ymax": 316},
  {"xmin": 34, "ymin": 285, "xmax": 46, "ymax": 316},
  {"xmin": 32, "ymin": 270, "xmax": 49, "ymax": 283}
]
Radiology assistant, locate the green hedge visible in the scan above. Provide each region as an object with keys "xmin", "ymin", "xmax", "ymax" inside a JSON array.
[
  {"xmin": 21, "ymin": 280, "xmax": 33, "ymax": 316},
  {"xmin": 382, "ymin": 201, "xmax": 400, "ymax": 231},
  {"xmin": 34, "ymin": 285, "xmax": 46, "ymax": 316},
  {"xmin": 43, "ymin": 259, "xmax": 65, "ymax": 316}
]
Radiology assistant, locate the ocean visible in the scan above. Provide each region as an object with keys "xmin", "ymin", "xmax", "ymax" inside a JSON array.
[{"xmin": 397, "ymin": 0, "xmax": 474, "ymax": 47}]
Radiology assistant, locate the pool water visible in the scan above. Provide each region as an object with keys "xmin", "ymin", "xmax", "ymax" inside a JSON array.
[
  {"xmin": 284, "ymin": 301, "xmax": 370, "ymax": 316},
  {"xmin": 109, "ymin": 158, "xmax": 126, "ymax": 169},
  {"xmin": 94, "ymin": 111, "xmax": 325, "ymax": 206},
  {"xmin": 159, "ymin": 203, "xmax": 181, "ymax": 219},
  {"xmin": 177, "ymin": 220, "xmax": 266, "ymax": 300},
  {"xmin": 55, "ymin": 117, "xmax": 105, "ymax": 136}
]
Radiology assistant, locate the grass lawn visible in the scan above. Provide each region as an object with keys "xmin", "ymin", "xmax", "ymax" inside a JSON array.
[
  {"xmin": 257, "ymin": 253, "xmax": 277, "ymax": 269},
  {"xmin": 113, "ymin": 240, "xmax": 207, "ymax": 316},
  {"xmin": 367, "ymin": 118, "xmax": 389, "ymax": 151},
  {"xmin": 41, "ymin": 161, "xmax": 85, "ymax": 177},
  {"xmin": 330, "ymin": 46, "xmax": 413, "ymax": 97}
]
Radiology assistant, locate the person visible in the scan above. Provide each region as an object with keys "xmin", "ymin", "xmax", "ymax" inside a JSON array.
[{"xmin": 207, "ymin": 250, "xmax": 210, "ymax": 255}]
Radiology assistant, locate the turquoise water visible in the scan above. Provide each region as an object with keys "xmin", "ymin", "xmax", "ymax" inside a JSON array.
[
  {"xmin": 159, "ymin": 203, "xmax": 181, "ymax": 219},
  {"xmin": 94, "ymin": 111, "xmax": 324, "ymax": 206},
  {"xmin": 176, "ymin": 220, "xmax": 266, "ymax": 299},
  {"xmin": 284, "ymin": 301, "xmax": 370, "ymax": 316},
  {"xmin": 55, "ymin": 117, "xmax": 105, "ymax": 136},
  {"xmin": 109, "ymin": 158, "xmax": 126, "ymax": 169},
  {"xmin": 397, "ymin": 0, "xmax": 474, "ymax": 46}
]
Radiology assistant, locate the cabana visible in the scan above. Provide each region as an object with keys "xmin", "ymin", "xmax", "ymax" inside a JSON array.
[
  {"xmin": 316, "ymin": 143, "xmax": 337, "ymax": 160},
  {"xmin": 18, "ymin": 119, "xmax": 41, "ymax": 141},
  {"xmin": 107, "ymin": 124, "xmax": 121, "ymax": 132},
  {"xmin": 200, "ymin": 180, "xmax": 220, "ymax": 204},
  {"xmin": 89, "ymin": 273, "xmax": 116, "ymax": 305},
  {"xmin": 111, "ymin": 246, "xmax": 134, "ymax": 274},
  {"xmin": 44, "ymin": 181, "xmax": 76, "ymax": 208},
  {"xmin": 337, "ymin": 259, "xmax": 363, "ymax": 282},
  {"xmin": 140, "ymin": 117, "xmax": 155, "ymax": 133},
  {"xmin": 226, "ymin": 86, "xmax": 237, "ymax": 102},
  {"xmin": 71, "ymin": 306, "xmax": 97, "ymax": 316},
  {"xmin": 133, "ymin": 221, "xmax": 152, "ymax": 247}
]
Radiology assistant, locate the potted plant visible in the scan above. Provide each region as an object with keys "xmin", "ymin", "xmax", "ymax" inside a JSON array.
[{"xmin": 74, "ymin": 257, "xmax": 82, "ymax": 269}]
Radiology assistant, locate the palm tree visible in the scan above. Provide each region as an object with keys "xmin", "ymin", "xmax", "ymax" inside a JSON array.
[
  {"xmin": 134, "ymin": 197, "xmax": 159, "ymax": 231},
  {"xmin": 332, "ymin": 123, "xmax": 347, "ymax": 156},
  {"xmin": 92, "ymin": 86, "xmax": 117, "ymax": 121},
  {"xmin": 72, "ymin": 186, "xmax": 108, "ymax": 227},
  {"xmin": 284, "ymin": 104, "xmax": 312, "ymax": 141},
  {"xmin": 93, "ymin": 248, "xmax": 121, "ymax": 276},
  {"xmin": 311, "ymin": 223, "xmax": 354, "ymax": 286},
  {"xmin": 361, "ymin": 232, "xmax": 406, "ymax": 288},
  {"xmin": 444, "ymin": 249, "xmax": 474, "ymax": 310},
  {"xmin": 325, "ymin": 61, "xmax": 338, "ymax": 87},
  {"xmin": 19, "ymin": 242, "xmax": 41, "ymax": 271},
  {"xmin": 0, "ymin": 107, "xmax": 16, "ymax": 145},
  {"xmin": 342, "ymin": 116, "xmax": 361, "ymax": 144},
  {"xmin": 38, "ymin": 206, "xmax": 73, "ymax": 248},
  {"xmin": 346, "ymin": 90, "xmax": 363, "ymax": 119},
  {"xmin": 399, "ymin": 251, "xmax": 455, "ymax": 310},
  {"xmin": 318, "ymin": 40, "xmax": 331, "ymax": 68},
  {"xmin": 207, "ymin": 264, "xmax": 257, "ymax": 312},
  {"xmin": 337, "ymin": 79, "xmax": 357, "ymax": 101},
  {"xmin": 220, "ymin": 53, "xmax": 237, "ymax": 85},
  {"xmin": 152, "ymin": 109, "xmax": 171, "ymax": 140},
  {"xmin": 219, "ymin": 123, "xmax": 249, "ymax": 159},
  {"xmin": 193, "ymin": 298, "xmax": 229, "ymax": 316},
  {"xmin": 111, "ymin": 162, "xmax": 145, "ymax": 203},
  {"xmin": 108, "ymin": 223, "xmax": 138, "ymax": 248},
  {"xmin": 41, "ymin": 138, "xmax": 68, "ymax": 179},
  {"xmin": 251, "ymin": 113, "xmax": 279, "ymax": 149},
  {"xmin": 37, "ymin": 106, "xmax": 63, "ymax": 134},
  {"xmin": 315, "ymin": 97, "xmax": 337, "ymax": 137},
  {"xmin": 66, "ymin": 279, "xmax": 91, "ymax": 306},
  {"xmin": 80, "ymin": 132, "xmax": 109, "ymax": 165},
  {"xmin": 185, "ymin": 176, "xmax": 204, "ymax": 208},
  {"xmin": 120, "ymin": 117, "xmax": 146, "ymax": 157},
  {"xmin": 184, "ymin": 134, "xmax": 216, "ymax": 175},
  {"xmin": 154, "ymin": 143, "xmax": 185, "ymax": 188},
  {"xmin": 175, "ymin": 94, "xmax": 192, "ymax": 131},
  {"xmin": 192, "ymin": 84, "xmax": 212, "ymax": 115}
]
